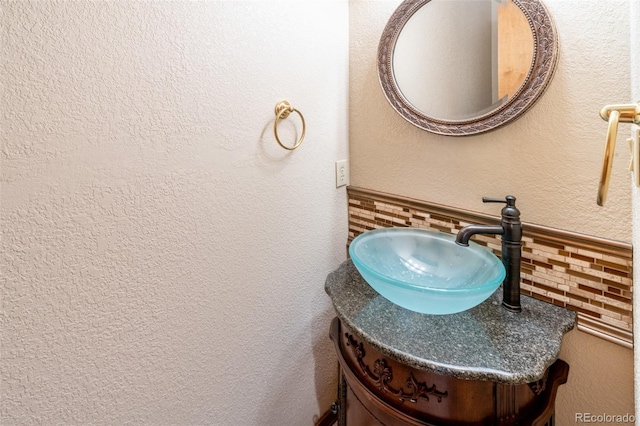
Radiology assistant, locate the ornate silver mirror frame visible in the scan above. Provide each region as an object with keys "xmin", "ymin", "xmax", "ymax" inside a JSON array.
[{"xmin": 378, "ymin": 0, "xmax": 559, "ymax": 136}]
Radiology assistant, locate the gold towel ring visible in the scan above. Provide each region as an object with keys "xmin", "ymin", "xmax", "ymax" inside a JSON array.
[
  {"xmin": 274, "ymin": 100, "xmax": 306, "ymax": 151},
  {"xmin": 597, "ymin": 109, "xmax": 619, "ymax": 207}
]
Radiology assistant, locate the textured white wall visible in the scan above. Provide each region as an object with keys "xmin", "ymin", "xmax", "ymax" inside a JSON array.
[
  {"xmin": 1, "ymin": 1, "xmax": 348, "ymax": 424},
  {"xmin": 350, "ymin": 0, "xmax": 634, "ymax": 422}
]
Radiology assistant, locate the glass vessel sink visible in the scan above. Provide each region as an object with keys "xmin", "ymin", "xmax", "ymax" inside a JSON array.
[{"xmin": 349, "ymin": 227, "xmax": 506, "ymax": 315}]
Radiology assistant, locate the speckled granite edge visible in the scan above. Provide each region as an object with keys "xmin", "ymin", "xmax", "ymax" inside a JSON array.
[{"xmin": 325, "ymin": 260, "xmax": 577, "ymax": 384}]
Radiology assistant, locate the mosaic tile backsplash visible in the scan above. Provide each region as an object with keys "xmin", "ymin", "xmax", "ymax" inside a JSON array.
[{"xmin": 347, "ymin": 187, "xmax": 634, "ymax": 348}]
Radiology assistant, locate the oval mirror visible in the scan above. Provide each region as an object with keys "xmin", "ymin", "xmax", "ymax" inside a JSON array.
[{"xmin": 378, "ymin": 0, "xmax": 558, "ymax": 136}]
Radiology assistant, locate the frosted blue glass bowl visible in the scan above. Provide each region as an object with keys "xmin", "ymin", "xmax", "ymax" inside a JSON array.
[{"xmin": 349, "ymin": 227, "xmax": 506, "ymax": 315}]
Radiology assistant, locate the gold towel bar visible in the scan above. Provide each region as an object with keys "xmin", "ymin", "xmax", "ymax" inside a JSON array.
[
  {"xmin": 597, "ymin": 101, "xmax": 640, "ymax": 206},
  {"xmin": 600, "ymin": 103, "xmax": 640, "ymax": 124},
  {"xmin": 274, "ymin": 100, "xmax": 306, "ymax": 151}
]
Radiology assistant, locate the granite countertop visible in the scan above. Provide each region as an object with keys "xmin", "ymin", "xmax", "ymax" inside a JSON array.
[{"xmin": 325, "ymin": 260, "xmax": 576, "ymax": 385}]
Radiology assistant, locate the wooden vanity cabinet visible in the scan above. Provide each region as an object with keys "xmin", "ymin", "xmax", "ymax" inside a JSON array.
[{"xmin": 330, "ymin": 317, "xmax": 568, "ymax": 426}]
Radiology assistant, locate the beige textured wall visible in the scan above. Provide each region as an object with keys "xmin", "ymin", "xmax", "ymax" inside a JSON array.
[
  {"xmin": 631, "ymin": 0, "xmax": 640, "ymax": 419},
  {"xmin": 350, "ymin": 0, "xmax": 635, "ymax": 421},
  {"xmin": 557, "ymin": 329, "xmax": 634, "ymax": 424},
  {"xmin": 351, "ymin": 0, "xmax": 632, "ymax": 243},
  {"xmin": 1, "ymin": 1, "xmax": 348, "ymax": 424}
]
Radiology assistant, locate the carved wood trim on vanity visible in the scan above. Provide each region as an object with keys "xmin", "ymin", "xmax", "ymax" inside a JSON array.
[
  {"xmin": 330, "ymin": 317, "xmax": 568, "ymax": 425},
  {"xmin": 344, "ymin": 332, "xmax": 448, "ymax": 405}
]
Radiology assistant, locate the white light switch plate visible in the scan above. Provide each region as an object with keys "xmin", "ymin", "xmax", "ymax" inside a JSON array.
[{"xmin": 336, "ymin": 160, "xmax": 349, "ymax": 188}]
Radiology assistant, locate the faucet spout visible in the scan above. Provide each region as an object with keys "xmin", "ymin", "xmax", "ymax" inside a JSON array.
[
  {"xmin": 455, "ymin": 196, "xmax": 522, "ymax": 312},
  {"xmin": 455, "ymin": 225, "xmax": 504, "ymax": 246}
]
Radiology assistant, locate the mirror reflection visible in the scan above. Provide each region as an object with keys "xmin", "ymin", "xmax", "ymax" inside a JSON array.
[
  {"xmin": 378, "ymin": 0, "xmax": 558, "ymax": 135},
  {"xmin": 393, "ymin": 0, "xmax": 534, "ymax": 121}
]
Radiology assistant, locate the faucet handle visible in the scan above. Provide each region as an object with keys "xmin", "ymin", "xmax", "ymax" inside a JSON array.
[
  {"xmin": 482, "ymin": 196, "xmax": 520, "ymax": 220},
  {"xmin": 482, "ymin": 196, "xmax": 516, "ymax": 207}
]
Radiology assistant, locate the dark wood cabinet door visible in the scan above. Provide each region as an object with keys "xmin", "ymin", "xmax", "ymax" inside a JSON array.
[{"xmin": 330, "ymin": 317, "xmax": 567, "ymax": 426}]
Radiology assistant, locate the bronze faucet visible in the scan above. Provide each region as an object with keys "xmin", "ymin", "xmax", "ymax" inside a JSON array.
[{"xmin": 455, "ymin": 196, "xmax": 522, "ymax": 312}]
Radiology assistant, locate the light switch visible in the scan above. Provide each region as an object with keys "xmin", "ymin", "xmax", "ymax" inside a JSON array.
[{"xmin": 336, "ymin": 160, "xmax": 349, "ymax": 188}]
